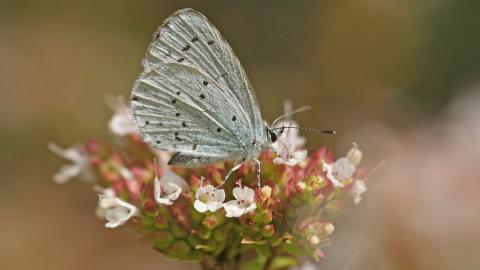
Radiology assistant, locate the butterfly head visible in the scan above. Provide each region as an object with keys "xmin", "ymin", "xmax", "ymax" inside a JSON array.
[{"xmin": 266, "ymin": 126, "xmax": 285, "ymax": 143}]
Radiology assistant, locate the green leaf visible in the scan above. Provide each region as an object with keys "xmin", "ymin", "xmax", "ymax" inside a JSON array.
[
  {"xmin": 280, "ymin": 243, "xmax": 303, "ymax": 256},
  {"xmin": 254, "ymin": 244, "xmax": 272, "ymax": 257},
  {"xmin": 171, "ymin": 224, "xmax": 188, "ymax": 238},
  {"xmin": 239, "ymin": 257, "xmax": 266, "ymax": 270},
  {"xmin": 271, "ymin": 256, "xmax": 297, "ymax": 269}
]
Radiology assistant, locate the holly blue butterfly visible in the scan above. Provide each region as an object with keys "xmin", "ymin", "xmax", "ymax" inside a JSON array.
[{"xmin": 130, "ymin": 8, "xmax": 314, "ymax": 183}]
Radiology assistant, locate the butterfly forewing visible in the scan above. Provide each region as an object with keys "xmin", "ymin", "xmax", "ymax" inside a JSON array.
[{"xmin": 142, "ymin": 8, "xmax": 265, "ymax": 144}]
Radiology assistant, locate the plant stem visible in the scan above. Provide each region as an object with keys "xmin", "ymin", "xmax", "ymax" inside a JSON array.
[{"xmin": 262, "ymin": 246, "xmax": 276, "ymax": 270}]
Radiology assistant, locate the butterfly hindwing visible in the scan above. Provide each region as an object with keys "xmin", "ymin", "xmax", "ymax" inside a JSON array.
[{"xmin": 131, "ymin": 63, "xmax": 247, "ymax": 160}]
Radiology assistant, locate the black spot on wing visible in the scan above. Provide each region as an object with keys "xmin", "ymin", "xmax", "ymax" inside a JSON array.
[{"xmin": 174, "ymin": 132, "xmax": 182, "ymax": 142}]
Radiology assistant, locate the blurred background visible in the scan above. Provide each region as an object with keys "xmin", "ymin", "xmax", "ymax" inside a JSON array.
[{"xmin": 1, "ymin": 0, "xmax": 480, "ymax": 269}]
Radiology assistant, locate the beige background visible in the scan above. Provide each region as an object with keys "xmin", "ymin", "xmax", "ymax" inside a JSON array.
[{"xmin": 1, "ymin": 1, "xmax": 480, "ymax": 269}]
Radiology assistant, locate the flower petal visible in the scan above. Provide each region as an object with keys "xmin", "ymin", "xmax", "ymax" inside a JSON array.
[
  {"xmin": 53, "ymin": 164, "xmax": 82, "ymax": 184},
  {"xmin": 161, "ymin": 171, "xmax": 190, "ymax": 191},
  {"xmin": 206, "ymin": 201, "xmax": 223, "ymax": 212},
  {"xmin": 333, "ymin": 158, "xmax": 355, "ymax": 180},
  {"xmin": 243, "ymin": 187, "xmax": 255, "ymax": 202},
  {"xmin": 165, "ymin": 182, "xmax": 182, "ymax": 201},
  {"xmin": 351, "ymin": 180, "xmax": 367, "ymax": 204},
  {"xmin": 223, "ymin": 200, "xmax": 243, "ymax": 218},
  {"xmin": 291, "ymin": 150, "xmax": 307, "ymax": 162},
  {"xmin": 194, "ymin": 200, "xmax": 208, "ymax": 212},
  {"xmin": 109, "ymin": 114, "xmax": 137, "ymax": 136},
  {"xmin": 98, "ymin": 195, "xmax": 138, "ymax": 228},
  {"xmin": 323, "ymin": 163, "xmax": 344, "ymax": 188},
  {"xmin": 213, "ymin": 189, "xmax": 226, "ymax": 202},
  {"xmin": 232, "ymin": 187, "xmax": 243, "ymax": 200}
]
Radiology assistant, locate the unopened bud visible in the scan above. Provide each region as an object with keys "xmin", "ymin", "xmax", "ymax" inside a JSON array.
[
  {"xmin": 324, "ymin": 223, "xmax": 335, "ymax": 235},
  {"xmin": 314, "ymin": 248, "xmax": 325, "ymax": 260},
  {"xmin": 347, "ymin": 143, "xmax": 362, "ymax": 166},
  {"xmin": 296, "ymin": 181, "xmax": 306, "ymax": 191},
  {"xmin": 202, "ymin": 215, "xmax": 219, "ymax": 230},
  {"xmin": 261, "ymin": 224, "xmax": 275, "ymax": 237},
  {"xmin": 261, "ymin": 185, "xmax": 272, "ymax": 199},
  {"xmin": 143, "ymin": 199, "xmax": 157, "ymax": 213},
  {"xmin": 309, "ymin": 235, "xmax": 320, "ymax": 245}
]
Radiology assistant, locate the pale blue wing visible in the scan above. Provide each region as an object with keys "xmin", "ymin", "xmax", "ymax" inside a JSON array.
[
  {"xmin": 131, "ymin": 63, "xmax": 248, "ymax": 160},
  {"xmin": 142, "ymin": 8, "xmax": 265, "ymax": 145}
]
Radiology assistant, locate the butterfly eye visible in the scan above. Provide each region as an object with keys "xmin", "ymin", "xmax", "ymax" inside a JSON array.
[{"xmin": 268, "ymin": 130, "xmax": 277, "ymax": 143}]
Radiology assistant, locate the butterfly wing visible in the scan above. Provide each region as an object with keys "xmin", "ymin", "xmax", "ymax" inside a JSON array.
[
  {"xmin": 131, "ymin": 63, "xmax": 249, "ymax": 165},
  {"xmin": 142, "ymin": 8, "xmax": 265, "ymax": 145}
]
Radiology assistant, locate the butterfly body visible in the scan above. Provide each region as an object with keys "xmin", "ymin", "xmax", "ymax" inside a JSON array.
[{"xmin": 131, "ymin": 8, "xmax": 281, "ymax": 168}]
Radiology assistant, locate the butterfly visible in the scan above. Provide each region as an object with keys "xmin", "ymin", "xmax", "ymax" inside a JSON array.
[{"xmin": 130, "ymin": 8, "xmax": 301, "ymax": 184}]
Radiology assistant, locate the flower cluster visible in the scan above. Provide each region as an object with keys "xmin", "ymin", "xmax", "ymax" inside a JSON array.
[{"xmin": 50, "ymin": 96, "xmax": 368, "ymax": 269}]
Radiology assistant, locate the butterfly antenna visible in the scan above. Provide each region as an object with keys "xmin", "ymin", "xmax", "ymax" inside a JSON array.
[
  {"xmin": 272, "ymin": 125, "xmax": 336, "ymax": 135},
  {"xmin": 272, "ymin": 105, "xmax": 312, "ymax": 125}
]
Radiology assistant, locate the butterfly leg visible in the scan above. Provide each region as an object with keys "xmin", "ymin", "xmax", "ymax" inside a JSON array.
[
  {"xmin": 217, "ymin": 162, "xmax": 244, "ymax": 188},
  {"xmin": 253, "ymin": 158, "xmax": 261, "ymax": 187}
]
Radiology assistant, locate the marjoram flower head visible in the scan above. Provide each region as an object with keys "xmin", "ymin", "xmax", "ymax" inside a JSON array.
[{"xmin": 50, "ymin": 96, "xmax": 369, "ymax": 269}]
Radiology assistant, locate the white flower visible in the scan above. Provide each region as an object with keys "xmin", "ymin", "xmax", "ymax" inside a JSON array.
[
  {"xmin": 350, "ymin": 179, "xmax": 367, "ymax": 204},
  {"xmin": 94, "ymin": 187, "xmax": 115, "ymax": 219},
  {"xmin": 48, "ymin": 143, "xmax": 94, "ymax": 184},
  {"xmin": 194, "ymin": 184, "xmax": 225, "ymax": 213},
  {"xmin": 96, "ymin": 193, "xmax": 139, "ymax": 228},
  {"xmin": 106, "ymin": 95, "xmax": 137, "ymax": 136},
  {"xmin": 223, "ymin": 186, "xmax": 257, "ymax": 217},
  {"xmin": 271, "ymin": 121, "xmax": 307, "ymax": 166},
  {"xmin": 154, "ymin": 171, "xmax": 189, "ymax": 205},
  {"xmin": 324, "ymin": 144, "xmax": 363, "ymax": 188},
  {"xmin": 323, "ymin": 157, "xmax": 356, "ymax": 188},
  {"xmin": 273, "ymin": 146, "xmax": 307, "ymax": 166}
]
